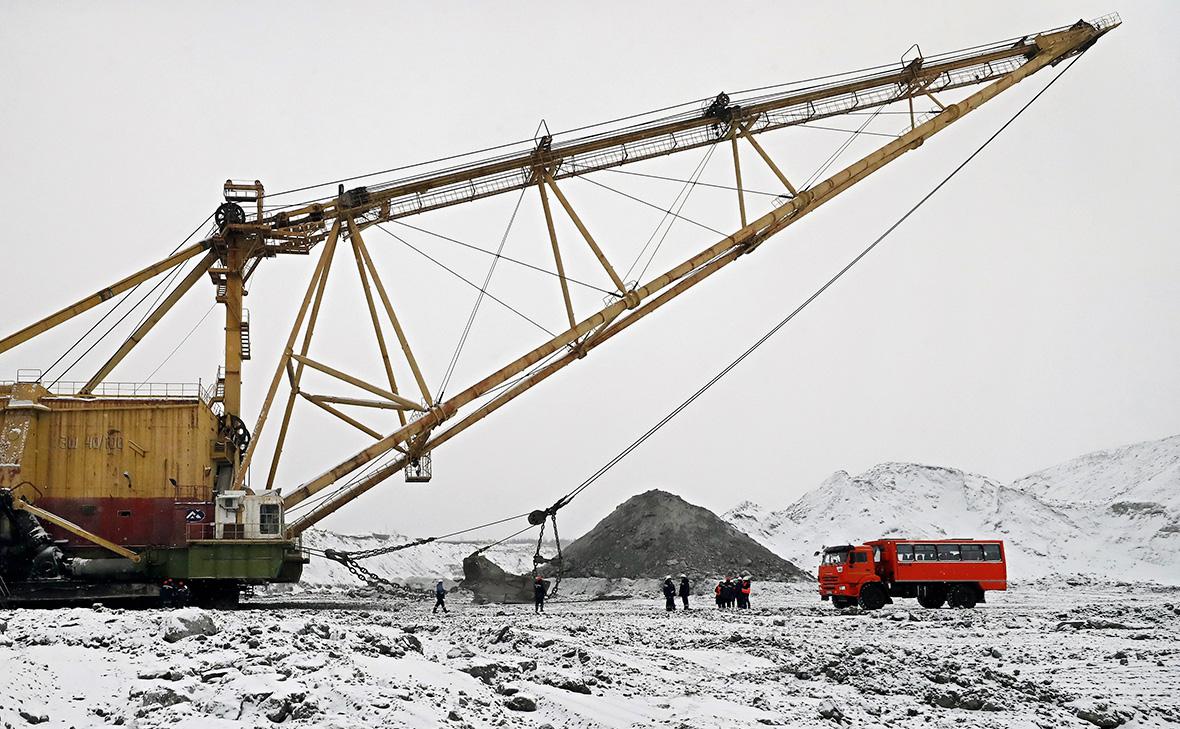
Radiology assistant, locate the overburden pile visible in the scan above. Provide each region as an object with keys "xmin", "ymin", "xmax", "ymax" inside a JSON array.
[{"xmin": 561, "ymin": 490, "xmax": 808, "ymax": 580}]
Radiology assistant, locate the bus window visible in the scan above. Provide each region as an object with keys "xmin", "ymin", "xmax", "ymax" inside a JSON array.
[
  {"xmin": 960, "ymin": 544, "xmax": 983, "ymax": 561},
  {"xmin": 913, "ymin": 544, "xmax": 937, "ymax": 561},
  {"xmin": 982, "ymin": 544, "xmax": 1001, "ymax": 561},
  {"xmin": 936, "ymin": 544, "xmax": 961, "ymax": 561},
  {"xmin": 896, "ymin": 544, "xmax": 915, "ymax": 562}
]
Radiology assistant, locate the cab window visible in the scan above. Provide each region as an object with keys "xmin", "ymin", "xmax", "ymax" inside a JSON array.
[
  {"xmin": 982, "ymin": 543, "xmax": 1002, "ymax": 561},
  {"xmin": 821, "ymin": 551, "xmax": 848, "ymax": 565},
  {"xmin": 960, "ymin": 544, "xmax": 983, "ymax": 561},
  {"xmin": 851, "ymin": 552, "xmax": 868, "ymax": 564},
  {"xmin": 936, "ymin": 544, "xmax": 961, "ymax": 561},
  {"xmin": 896, "ymin": 544, "xmax": 915, "ymax": 562},
  {"xmin": 913, "ymin": 544, "xmax": 937, "ymax": 561}
]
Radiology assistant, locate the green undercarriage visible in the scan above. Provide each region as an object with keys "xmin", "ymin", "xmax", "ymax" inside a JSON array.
[
  {"xmin": 151, "ymin": 540, "xmax": 307, "ymax": 582},
  {"xmin": 68, "ymin": 540, "xmax": 307, "ymax": 583}
]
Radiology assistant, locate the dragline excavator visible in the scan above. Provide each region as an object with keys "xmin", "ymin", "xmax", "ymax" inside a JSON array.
[{"xmin": 0, "ymin": 16, "xmax": 1118, "ymax": 606}]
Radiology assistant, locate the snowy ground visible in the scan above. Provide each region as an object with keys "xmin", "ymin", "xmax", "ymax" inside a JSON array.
[{"xmin": 1, "ymin": 582, "xmax": 1177, "ymax": 729}]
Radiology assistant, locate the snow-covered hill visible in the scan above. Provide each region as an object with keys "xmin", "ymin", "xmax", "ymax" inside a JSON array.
[
  {"xmin": 725, "ymin": 435, "xmax": 1180, "ymax": 583},
  {"xmin": 1013, "ymin": 434, "xmax": 1180, "ymax": 512},
  {"xmin": 299, "ymin": 530, "xmax": 536, "ymax": 589}
]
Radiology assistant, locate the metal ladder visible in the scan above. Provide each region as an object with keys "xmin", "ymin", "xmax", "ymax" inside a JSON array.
[
  {"xmin": 212, "ymin": 366, "xmax": 226, "ymax": 403},
  {"xmin": 240, "ymin": 309, "xmax": 251, "ymax": 360}
]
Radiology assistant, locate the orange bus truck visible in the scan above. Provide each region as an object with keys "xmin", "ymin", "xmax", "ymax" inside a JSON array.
[{"xmin": 817, "ymin": 539, "xmax": 1007, "ymax": 610}]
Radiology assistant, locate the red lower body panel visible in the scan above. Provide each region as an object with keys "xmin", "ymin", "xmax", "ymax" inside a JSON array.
[{"xmin": 35, "ymin": 497, "xmax": 213, "ymax": 548}]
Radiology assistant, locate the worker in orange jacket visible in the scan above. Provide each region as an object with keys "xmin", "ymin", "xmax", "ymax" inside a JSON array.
[{"xmin": 737, "ymin": 575, "xmax": 752, "ymax": 609}]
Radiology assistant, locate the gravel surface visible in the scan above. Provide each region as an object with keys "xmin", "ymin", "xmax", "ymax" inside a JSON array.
[{"xmin": 1, "ymin": 582, "xmax": 1177, "ymax": 728}]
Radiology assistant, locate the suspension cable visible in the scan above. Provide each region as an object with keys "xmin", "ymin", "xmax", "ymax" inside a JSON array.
[
  {"xmin": 800, "ymin": 105, "xmax": 886, "ymax": 191},
  {"xmin": 437, "ymin": 187, "xmax": 530, "ymax": 398},
  {"xmin": 623, "ymin": 146, "xmax": 716, "ymax": 283},
  {"xmin": 390, "ymin": 219, "xmax": 618, "ymax": 296},
  {"xmin": 41, "ymin": 213, "xmax": 213, "ymax": 380},
  {"xmin": 638, "ymin": 145, "xmax": 719, "ymax": 283},
  {"xmin": 141, "ymin": 302, "xmax": 217, "ymax": 382},
  {"xmin": 49, "ymin": 254, "xmax": 202, "ymax": 387},
  {"xmin": 572, "ymin": 171, "xmax": 727, "ymax": 237},
  {"xmin": 372, "ymin": 224, "xmax": 554, "ymax": 338}
]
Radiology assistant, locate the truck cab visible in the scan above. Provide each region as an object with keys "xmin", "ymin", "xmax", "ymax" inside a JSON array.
[{"xmin": 818, "ymin": 544, "xmax": 880, "ymax": 609}]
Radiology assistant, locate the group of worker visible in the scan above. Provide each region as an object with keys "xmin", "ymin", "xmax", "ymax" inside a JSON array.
[
  {"xmin": 714, "ymin": 573, "xmax": 753, "ymax": 609},
  {"xmin": 159, "ymin": 578, "xmax": 191, "ymax": 608},
  {"xmin": 433, "ymin": 573, "xmax": 751, "ymax": 614},
  {"xmin": 661, "ymin": 574, "xmax": 692, "ymax": 610},
  {"xmin": 662, "ymin": 574, "xmax": 753, "ymax": 611}
]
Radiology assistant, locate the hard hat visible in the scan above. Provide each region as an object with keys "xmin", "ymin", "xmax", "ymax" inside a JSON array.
[
  {"xmin": 665, "ymin": 575, "xmax": 672, "ymax": 580},
  {"xmin": 679, "ymin": 574, "xmax": 687, "ymax": 578}
]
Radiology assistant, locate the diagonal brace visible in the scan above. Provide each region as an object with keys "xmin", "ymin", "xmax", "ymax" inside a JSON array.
[{"xmin": 543, "ymin": 171, "xmax": 627, "ymax": 293}]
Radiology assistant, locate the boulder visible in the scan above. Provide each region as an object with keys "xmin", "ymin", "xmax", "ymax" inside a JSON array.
[
  {"xmin": 504, "ymin": 694, "xmax": 537, "ymax": 712},
  {"xmin": 140, "ymin": 686, "xmax": 191, "ymax": 708},
  {"xmin": 160, "ymin": 608, "xmax": 219, "ymax": 643}
]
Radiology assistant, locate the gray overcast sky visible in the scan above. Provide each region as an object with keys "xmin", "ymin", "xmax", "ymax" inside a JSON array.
[{"xmin": 1, "ymin": 2, "xmax": 1176, "ymax": 542}]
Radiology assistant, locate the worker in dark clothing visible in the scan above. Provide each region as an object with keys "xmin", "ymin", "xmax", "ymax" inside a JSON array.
[
  {"xmin": 433, "ymin": 579, "xmax": 448, "ymax": 614},
  {"xmin": 533, "ymin": 576, "xmax": 547, "ymax": 614},
  {"xmin": 174, "ymin": 580, "xmax": 191, "ymax": 608},
  {"xmin": 714, "ymin": 579, "xmax": 725, "ymax": 609},
  {"xmin": 662, "ymin": 575, "xmax": 677, "ymax": 611},
  {"xmin": 678, "ymin": 574, "xmax": 691, "ymax": 610},
  {"xmin": 160, "ymin": 579, "xmax": 176, "ymax": 609},
  {"xmin": 738, "ymin": 575, "xmax": 752, "ymax": 609},
  {"xmin": 722, "ymin": 576, "xmax": 735, "ymax": 609}
]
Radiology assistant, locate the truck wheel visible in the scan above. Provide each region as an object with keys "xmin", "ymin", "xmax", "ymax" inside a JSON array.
[
  {"xmin": 858, "ymin": 583, "xmax": 887, "ymax": 611},
  {"xmin": 917, "ymin": 586, "xmax": 946, "ymax": 609},
  {"xmin": 947, "ymin": 584, "xmax": 978, "ymax": 609}
]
